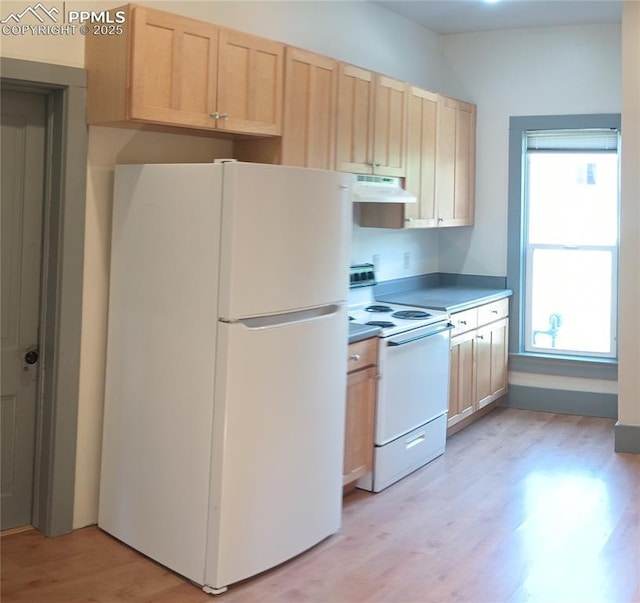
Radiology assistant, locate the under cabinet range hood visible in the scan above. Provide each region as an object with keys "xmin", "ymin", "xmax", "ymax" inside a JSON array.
[{"xmin": 352, "ymin": 175, "xmax": 416, "ymax": 203}]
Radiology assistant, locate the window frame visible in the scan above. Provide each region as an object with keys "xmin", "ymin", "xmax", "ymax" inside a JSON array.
[{"xmin": 507, "ymin": 114, "xmax": 621, "ymax": 378}]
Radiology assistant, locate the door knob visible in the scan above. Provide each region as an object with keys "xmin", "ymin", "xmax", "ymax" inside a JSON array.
[{"xmin": 24, "ymin": 347, "xmax": 39, "ymax": 365}]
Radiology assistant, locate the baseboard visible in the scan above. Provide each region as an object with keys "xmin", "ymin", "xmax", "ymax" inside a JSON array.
[
  {"xmin": 1, "ymin": 525, "xmax": 35, "ymax": 538},
  {"xmin": 614, "ymin": 423, "xmax": 640, "ymax": 454},
  {"xmin": 504, "ymin": 384, "xmax": 618, "ymax": 419}
]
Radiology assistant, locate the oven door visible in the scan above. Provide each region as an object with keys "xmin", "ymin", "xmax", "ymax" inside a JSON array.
[{"xmin": 376, "ymin": 321, "xmax": 453, "ymax": 445}]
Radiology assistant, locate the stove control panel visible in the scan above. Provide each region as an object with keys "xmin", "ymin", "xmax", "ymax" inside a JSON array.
[{"xmin": 350, "ymin": 263, "xmax": 376, "ymax": 288}]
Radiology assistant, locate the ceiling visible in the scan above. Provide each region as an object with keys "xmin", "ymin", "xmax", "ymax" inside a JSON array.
[{"xmin": 372, "ymin": 0, "xmax": 623, "ymax": 34}]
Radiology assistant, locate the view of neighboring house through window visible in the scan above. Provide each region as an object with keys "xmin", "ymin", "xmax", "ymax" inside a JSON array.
[{"xmin": 523, "ymin": 129, "xmax": 619, "ymax": 358}]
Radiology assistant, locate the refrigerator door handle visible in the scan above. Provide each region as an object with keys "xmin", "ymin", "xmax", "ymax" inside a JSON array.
[{"xmin": 221, "ymin": 304, "xmax": 343, "ymax": 330}]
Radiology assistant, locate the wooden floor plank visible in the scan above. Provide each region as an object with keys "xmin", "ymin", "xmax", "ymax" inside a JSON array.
[{"xmin": 2, "ymin": 408, "xmax": 638, "ymax": 602}]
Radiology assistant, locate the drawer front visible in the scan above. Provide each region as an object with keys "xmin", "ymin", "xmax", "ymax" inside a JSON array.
[
  {"xmin": 477, "ymin": 298, "xmax": 509, "ymax": 326},
  {"xmin": 347, "ymin": 337, "xmax": 378, "ymax": 372},
  {"xmin": 450, "ymin": 307, "xmax": 478, "ymax": 336},
  {"xmin": 372, "ymin": 414, "xmax": 447, "ymax": 492}
]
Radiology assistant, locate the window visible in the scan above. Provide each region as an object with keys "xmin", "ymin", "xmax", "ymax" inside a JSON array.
[{"xmin": 508, "ymin": 116, "xmax": 621, "ymax": 364}]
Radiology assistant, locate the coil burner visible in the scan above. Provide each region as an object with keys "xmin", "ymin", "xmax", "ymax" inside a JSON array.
[
  {"xmin": 365, "ymin": 320, "xmax": 396, "ymax": 328},
  {"xmin": 392, "ymin": 309, "xmax": 432, "ymax": 320},
  {"xmin": 366, "ymin": 305, "xmax": 393, "ymax": 313}
]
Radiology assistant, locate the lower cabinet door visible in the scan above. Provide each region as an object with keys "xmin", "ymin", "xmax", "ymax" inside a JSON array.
[
  {"xmin": 476, "ymin": 318, "xmax": 509, "ymax": 409},
  {"xmin": 448, "ymin": 330, "xmax": 476, "ymax": 427},
  {"xmin": 343, "ymin": 366, "xmax": 377, "ymax": 485}
]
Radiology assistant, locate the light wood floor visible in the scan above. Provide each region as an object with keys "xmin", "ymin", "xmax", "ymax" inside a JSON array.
[{"xmin": 2, "ymin": 408, "xmax": 639, "ymax": 603}]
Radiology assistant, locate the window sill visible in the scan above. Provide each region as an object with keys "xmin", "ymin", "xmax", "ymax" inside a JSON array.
[{"xmin": 509, "ymin": 352, "xmax": 618, "ymax": 381}]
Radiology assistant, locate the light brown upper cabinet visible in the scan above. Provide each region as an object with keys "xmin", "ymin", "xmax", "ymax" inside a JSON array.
[
  {"xmin": 360, "ymin": 90, "xmax": 476, "ymax": 229},
  {"xmin": 281, "ymin": 47, "xmax": 338, "ymax": 170},
  {"xmin": 86, "ymin": 4, "xmax": 283, "ymax": 136},
  {"xmin": 435, "ymin": 95, "xmax": 476, "ymax": 226},
  {"xmin": 404, "ymin": 87, "xmax": 438, "ymax": 227},
  {"xmin": 335, "ymin": 64, "xmax": 408, "ymax": 176},
  {"xmin": 217, "ymin": 29, "xmax": 283, "ymax": 135},
  {"xmin": 360, "ymin": 86, "xmax": 438, "ymax": 228}
]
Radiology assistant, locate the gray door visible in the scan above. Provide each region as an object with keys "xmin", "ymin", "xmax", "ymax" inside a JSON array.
[{"xmin": 1, "ymin": 90, "xmax": 46, "ymax": 530}]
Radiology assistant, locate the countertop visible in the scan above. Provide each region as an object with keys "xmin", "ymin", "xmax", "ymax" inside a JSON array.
[
  {"xmin": 348, "ymin": 322, "xmax": 382, "ymax": 344},
  {"xmin": 348, "ymin": 274, "xmax": 511, "ymax": 341},
  {"xmin": 377, "ymin": 286, "xmax": 512, "ymax": 314}
]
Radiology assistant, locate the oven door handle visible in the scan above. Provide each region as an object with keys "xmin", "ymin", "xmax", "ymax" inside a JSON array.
[{"xmin": 386, "ymin": 322, "xmax": 454, "ymax": 346}]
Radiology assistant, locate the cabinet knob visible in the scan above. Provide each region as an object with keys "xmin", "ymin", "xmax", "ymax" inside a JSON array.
[
  {"xmin": 459, "ymin": 320, "xmax": 467, "ymax": 325},
  {"xmin": 477, "ymin": 334, "xmax": 485, "ymax": 340},
  {"xmin": 350, "ymin": 354, "xmax": 361, "ymax": 361},
  {"xmin": 491, "ymin": 309, "xmax": 499, "ymax": 314},
  {"xmin": 218, "ymin": 113, "xmax": 229, "ymax": 120},
  {"xmin": 438, "ymin": 217, "xmax": 444, "ymax": 223},
  {"xmin": 209, "ymin": 112, "xmax": 219, "ymax": 119}
]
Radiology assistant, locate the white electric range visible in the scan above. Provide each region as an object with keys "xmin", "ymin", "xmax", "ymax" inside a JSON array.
[{"xmin": 348, "ymin": 264, "xmax": 452, "ymax": 492}]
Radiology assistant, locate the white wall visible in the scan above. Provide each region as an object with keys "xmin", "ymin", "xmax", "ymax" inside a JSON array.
[
  {"xmin": 0, "ymin": 1, "xmax": 83, "ymax": 67},
  {"xmin": 439, "ymin": 24, "xmax": 621, "ymax": 276},
  {"xmin": 618, "ymin": 1, "xmax": 640, "ymax": 427},
  {"xmin": 352, "ymin": 211, "xmax": 439, "ymax": 281}
]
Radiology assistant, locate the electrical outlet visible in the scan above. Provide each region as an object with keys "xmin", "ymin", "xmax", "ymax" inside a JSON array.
[
  {"xmin": 372, "ymin": 254, "xmax": 380, "ymax": 269},
  {"xmin": 403, "ymin": 252, "xmax": 411, "ymax": 270}
]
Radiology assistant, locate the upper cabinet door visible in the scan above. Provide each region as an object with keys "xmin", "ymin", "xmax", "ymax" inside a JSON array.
[
  {"xmin": 372, "ymin": 75, "xmax": 408, "ymax": 177},
  {"xmin": 128, "ymin": 5, "xmax": 219, "ymax": 129},
  {"xmin": 281, "ymin": 48, "xmax": 338, "ymax": 170},
  {"xmin": 217, "ymin": 29, "xmax": 284, "ymax": 136},
  {"xmin": 335, "ymin": 65, "xmax": 407, "ymax": 176},
  {"xmin": 335, "ymin": 64, "xmax": 375, "ymax": 174},
  {"xmin": 435, "ymin": 95, "xmax": 476, "ymax": 227},
  {"xmin": 404, "ymin": 86, "xmax": 438, "ymax": 227}
]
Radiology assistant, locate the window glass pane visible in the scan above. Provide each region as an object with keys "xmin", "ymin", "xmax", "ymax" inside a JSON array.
[
  {"xmin": 527, "ymin": 153, "xmax": 618, "ymax": 246},
  {"xmin": 529, "ymin": 248, "xmax": 613, "ymax": 355}
]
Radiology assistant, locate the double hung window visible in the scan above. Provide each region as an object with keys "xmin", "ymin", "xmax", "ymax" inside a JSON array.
[{"xmin": 522, "ymin": 128, "xmax": 620, "ymax": 358}]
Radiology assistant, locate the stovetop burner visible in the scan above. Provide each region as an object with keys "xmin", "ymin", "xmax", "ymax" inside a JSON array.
[
  {"xmin": 366, "ymin": 305, "xmax": 393, "ymax": 313},
  {"xmin": 348, "ymin": 264, "xmax": 449, "ymax": 337},
  {"xmin": 392, "ymin": 310, "xmax": 432, "ymax": 320},
  {"xmin": 366, "ymin": 320, "xmax": 396, "ymax": 328}
]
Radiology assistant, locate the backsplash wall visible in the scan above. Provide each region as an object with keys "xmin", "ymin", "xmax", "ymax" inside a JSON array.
[{"xmin": 351, "ymin": 205, "xmax": 439, "ymax": 282}]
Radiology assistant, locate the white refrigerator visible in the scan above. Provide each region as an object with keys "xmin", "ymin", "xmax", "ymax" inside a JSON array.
[{"xmin": 99, "ymin": 162, "xmax": 352, "ymax": 594}]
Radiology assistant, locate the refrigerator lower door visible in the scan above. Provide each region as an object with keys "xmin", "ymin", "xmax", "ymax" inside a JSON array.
[{"xmin": 205, "ymin": 305, "xmax": 348, "ymax": 592}]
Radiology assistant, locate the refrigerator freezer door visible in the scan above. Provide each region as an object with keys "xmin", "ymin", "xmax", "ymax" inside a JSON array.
[
  {"xmin": 218, "ymin": 163, "xmax": 352, "ymax": 319},
  {"xmin": 205, "ymin": 305, "xmax": 348, "ymax": 591}
]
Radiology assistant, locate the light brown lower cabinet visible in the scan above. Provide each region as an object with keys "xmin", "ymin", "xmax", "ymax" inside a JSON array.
[
  {"xmin": 448, "ymin": 298, "xmax": 509, "ymax": 433},
  {"xmin": 448, "ymin": 330, "xmax": 476, "ymax": 427},
  {"xmin": 343, "ymin": 338, "xmax": 378, "ymax": 487},
  {"xmin": 476, "ymin": 318, "xmax": 508, "ymax": 410}
]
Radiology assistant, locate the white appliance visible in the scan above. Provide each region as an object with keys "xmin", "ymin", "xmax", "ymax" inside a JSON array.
[
  {"xmin": 348, "ymin": 265, "xmax": 452, "ymax": 492},
  {"xmin": 99, "ymin": 162, "xmax": 352, "ymax": 595}
]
